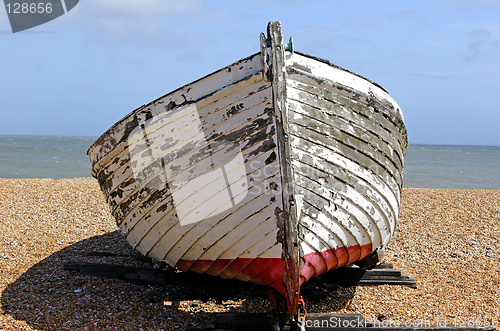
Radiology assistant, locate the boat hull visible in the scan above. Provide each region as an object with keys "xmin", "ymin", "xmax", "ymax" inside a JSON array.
[
  {"xmin": 285, "ymin": 51, "xmax": 407, "ymax": 289},
  {"xmin": 88, "ymin": 22, "xmax": 407, "ymax": 316}
]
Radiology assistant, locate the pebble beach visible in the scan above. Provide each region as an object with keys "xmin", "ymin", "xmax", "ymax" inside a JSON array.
[{"xmin": 0, "ymin": 178, "xmax": 499, "ymax": 330}]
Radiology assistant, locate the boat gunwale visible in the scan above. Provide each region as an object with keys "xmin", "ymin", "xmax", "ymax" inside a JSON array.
[
  {"xmin": 87, "ymin": 51, "xmax": 263, "ymax": 166},
  {"xmin": 285, "ymin": 64, "xmax": 407, "ymax": 150},
  {"xmin": 285, "ymin": 80, "xmax": 406, "ymax": 167},
  {"xmin": 293, "ymin": 51, "xmax": 390, "ymax": 94},
  {"xmin": 88, "ymin": 49, "xmax": 405, "ymax": 172}
]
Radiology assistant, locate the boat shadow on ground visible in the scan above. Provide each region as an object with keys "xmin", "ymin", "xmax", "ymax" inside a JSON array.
[{"xmin": 2, "ymin": 230, "xmax": 356, "ymax": 330}]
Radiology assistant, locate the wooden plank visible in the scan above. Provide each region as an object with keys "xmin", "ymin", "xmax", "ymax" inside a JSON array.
[
  {"xmin": 150, "ymin": 175, "xmax": 283, "ymax": 264},
  {"xmin": 285, "ymin": 55, "xmax": 407, "ymax": 148},
  {"xmin": 291, "ymin": 135, "xmax": 398, "ymax": 222},
  {"xmin": 287, "ymin": 95, "xmax": 403, "ymax": 185},
  {"xmin": 286, "ymin": 78, "xmax": 405, "ymax": 169},
  {"xmin": 293, "ymin": 169, "xmax": 382, "ymax": 249},
  {"xmin": 316, "ymin": 265, "xmax": 417, "ymax": 288},
  {"xmin": 109, "ymin": 84, "xmax": 274, "ymax": 219},
  {"xmin": 105, "ymin": 90, "xmax": 272, "ymax": 207},
  {"xmin": 96, "ymin": 73, "xmax": 271, "ymax": 199},
  {"xmin": 291, "ymin": 146, "xmax": 395, "ymax": 245},
  {"xmin": 373, "ymin": 262, "xmax": 394, "ymax": 269},
  {"xmin": 120, "ymin": 124, "xmax": 278, "ymax": 239}
]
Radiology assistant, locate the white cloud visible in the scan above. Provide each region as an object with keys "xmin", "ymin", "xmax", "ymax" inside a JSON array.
[{"xmin": 66, "ymin": 0, "xmax": 203, "ymax": 46}]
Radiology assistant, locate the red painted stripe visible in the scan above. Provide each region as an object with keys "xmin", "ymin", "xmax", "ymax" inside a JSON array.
[
  {"xmin": 237, "ymin": 258, "xmax": 282, "ymax": 282},
  {"xmin": 177, "ymin": 257, "xmax": 285, "ymax": 286},
  {"xmin": 206, "ymin": 259, "xmax": 234, "ymax": 276},
  {"xmin": 248, "ymin": 260, "xmax": 285, "ymax": 285},
  {"xmin": 334, "ymin": 246, "xmax": 349, "ymax": 266},
  {"xmin": 299, "ymin": 243, "xmax": 372, "ymax": 285},
  {"xmin": 176, "ymin": 243, "xmax": 374, "ymax": 313},
  {"xmin": 175, "ymin": 259, "xmax": 195, "ymax": 272},
  {"xmin": 305, "ymin": 252, "xmax": 328, "ymax": 275},
  {"xmin": 299, "ymin": 261, "xmax": 316, "ymax": 286},
  {"xmin": 321, "ymin": 249, "xmax": 338, "ymax": 271},
  {"xmin": 219, "ymin": 258, "xmax": 254, "ymax": 279},
  {"xmin": 347, "ymin": 245, "xmax": 362, "ymax": 264},
  {"xmin": 360, "ymin": 243, "xmax": 373, "ymax": 260},
  {"xmin": 188, "ymin": 259, "xmax": 214, "ymax": 274}
]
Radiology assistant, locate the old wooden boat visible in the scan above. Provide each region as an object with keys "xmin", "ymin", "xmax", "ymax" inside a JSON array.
[{"xmin": 88, "ymin": 22, "xmax": 407, "ymax": 316}]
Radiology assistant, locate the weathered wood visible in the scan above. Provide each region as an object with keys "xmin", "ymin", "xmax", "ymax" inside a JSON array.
[
  {"xmin": 287, "ymin": 100, "xmax": 403, "ymax": 186},
  {"xmin": 260, "ymin": 32, "xmax": 272, "ymax": 82},
  {"xmin": 63, "ymin": 261, "xmax": 167, "ymax": 285},
  {"xmin": 315, "ymin": 264, "xmax": 417, "ymax": 288},
  {"xmin": 286, "ymin": 78, "xmax": 406, "ymax": 168},
  {"xmin": 286, "ymin": 60, "xmax": 407, "ymax": 149},
  {"xmin": 282, "ymin": 49, "xmax": 407, "ymax": 291},
  {"xmin": 268, "ymin": 20, "xmax": 301, "ymax": 316}
]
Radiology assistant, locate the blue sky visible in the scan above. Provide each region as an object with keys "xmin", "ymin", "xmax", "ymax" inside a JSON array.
[{"xmin": 1, "ymin": 0, "xmax": 499, "ymax": 146}]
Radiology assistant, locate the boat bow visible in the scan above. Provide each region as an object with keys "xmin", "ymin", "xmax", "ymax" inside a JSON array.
[{"xmin": 88, "ymin": 21, "xmax": 407, "ymax": 317}]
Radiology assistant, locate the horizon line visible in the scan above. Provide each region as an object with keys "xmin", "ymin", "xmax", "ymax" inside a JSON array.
[{"xmin": 0, "ymin": 133, "xmax": 499, "ymax": 148}]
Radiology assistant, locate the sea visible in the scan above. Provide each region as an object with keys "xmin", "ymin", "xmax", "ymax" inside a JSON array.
[{"xmin": 0, "ymin": 135, "xmax": 499, "ymax": 190}]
